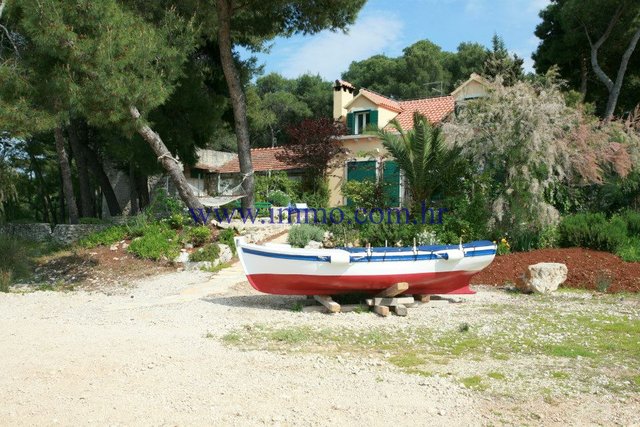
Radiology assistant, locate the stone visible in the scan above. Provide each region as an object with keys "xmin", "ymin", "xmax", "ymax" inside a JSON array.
[
  {"xmin": 516, "ymin": 262, "xmax": 568, "ymax": 294},
  {"xmin": 109, "ymin": 244, "xmax": 118, "ymax": 251},
  {"xmin": 304, "ymin": 240, "xmax": 323, "ymax": 250},
  {"xmin": 173, "ymin": 251, "xmax": 190, "ymax": 264},
  {"xmin": 218, "ymin": 244, "xmax": 233, "ymax": 264}
]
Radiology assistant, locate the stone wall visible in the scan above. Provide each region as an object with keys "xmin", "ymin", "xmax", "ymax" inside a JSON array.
[{"xmin": 0, "ymin": 223, "xmax": 110, "ymax": 245}]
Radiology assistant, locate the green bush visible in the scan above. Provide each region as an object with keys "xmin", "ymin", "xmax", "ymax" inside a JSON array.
[
  {"xmin": 341, "ymin": 180, "xmax": 383, "ymax": 209},
  {"xmin": 189, "ymin": 243, "xmax": 220, "ymax": 262},
  {"xmin": 167, "ymin": 213, "xmax": 188, "ymax": 230},
  {"xmin": 255, "ymin": 171, "xmax": 300, "ymax": 202},
  {"xmin": 616, "ymin": 237, "xmax": 640, "ymax": 262},
  {"xmin": 0, "ymin": 237, "xmax": 34, "ymax": 280},
  {"xmin": 558, "ymin": 213, "xmax": 628, "ymax": 252},
  {"xmin": 218, "ymin": 228, "xmax": 236, "ymax": 254},
  {"xmin": 268, "ymin": 190, "xmax": 291, "ymax": 207},
  {"xmin": 146, "ymin": 189, "xmax": 184, "ymax": 219},
  {"xmin": 79, "ymin": 225, "xmax": 128, "ymax": 248},
  {"xmin": 621, "ymin": 209, "xmax": 640, "ymax": 236},
  {"xmin": 538, "ymin": 225, "xmax": 560, "ymax": 249},
  {"xmin": 187, "ymin": 226, "xmax": 212, "ymax": 246},
  {"xmin": 127, "ymin": 224, "xmax": 181, "ymax": 261},
  {"xmin": 288, "ymin": 224, "xmax": 325, "ymax": 248}
]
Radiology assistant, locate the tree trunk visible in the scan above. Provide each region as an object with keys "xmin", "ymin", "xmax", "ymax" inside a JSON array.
[
  {"xmin": 216, "ymin": 0, "xmax": 255, "ymax": 211},
  {"xmin": 580, "ymin": 55, "xmax": 588, "ymax": 99},
  {"xmin": 53, "ymin": 126, "xmax": 79, "ymax": 224},
  {"xmin": 136, "ymin": 172, "xmax": 150, "ymax": 210},
  {"xmin": 129, "ymin": 161, "xmax": 139, "ymax": 215},
  {"xmin": 83, "ymin": 143, "xmax": 122, "ymax": 216},
  {"xmin": 585, "ymin": 8, "xmax": 640, "ymax": 121},
  {"xmin": 68, "ymin": 121, "xmax": 95, "ymax": 218},
  {"xmin": 27, "ymin": 150, "xmax": 51, "ymax": 223},
  {"xmin": 129, "ymin": 106, "xmax": 205, "ymax": 216},
  {"xmin": 603, "ymin": 25, "xmax": 640, "ymax": 120}
]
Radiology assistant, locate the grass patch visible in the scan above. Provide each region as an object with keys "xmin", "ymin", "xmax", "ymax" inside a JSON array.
[
  {"xmin": 0, "ymin": 236, "xmax": 63, "ymax": 285},
  {"xmin": 487, "ymin": 372, "xmax": 506, "ymax": 380},
  {"xmin": 201, "ymin": 262, "xmax": 232, "ymax": 273},
  {"xmin": 461, "ymin": 375, "xmax": 487, "ymax": 390},
  {"xmin": 388, "ymin": 352, "xmax": 425, "ymax": 368},
  {"xmin": 0, "ymin": 269, "xmax": 11, "ymax": 292},
  {"xmin": 551, "ymin": 371, "xmax": 570, "ymax": 380}
]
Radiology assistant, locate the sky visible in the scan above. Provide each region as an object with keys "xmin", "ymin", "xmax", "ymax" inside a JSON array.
[{"xmin": 243, "ymin": 0, "xmax": 551, "ymax": 81}]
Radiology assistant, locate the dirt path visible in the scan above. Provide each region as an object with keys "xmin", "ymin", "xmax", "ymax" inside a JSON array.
[{"xmin": 1, "ymin": 264, "xmax": 638, "ymax": 426}]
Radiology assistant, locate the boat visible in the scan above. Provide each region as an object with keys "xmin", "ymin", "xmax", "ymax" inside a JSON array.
[{"xmin": 235, "ymin": 237, "xmax": 496, "ymax": 295}]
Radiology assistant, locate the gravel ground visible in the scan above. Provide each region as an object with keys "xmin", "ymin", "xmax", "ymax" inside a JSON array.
[{"xmin": 1, "ymin": 262, "xmax": 639, "ymax": 426}]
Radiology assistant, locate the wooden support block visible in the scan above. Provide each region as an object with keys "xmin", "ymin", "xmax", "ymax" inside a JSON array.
[
  {"xmin": 373, "ymin": 305, "xmax": 389, "ymax": 317},
  {"xmin": 393, "ymin": 304, "xmax": 408, "ymax": 317},
  {"xmin": 373, "ymin": 296, "xmax": 414, "ymax": 307},
  {"xmin": 376, "ymin": 282, "xmax": 409, "ymax": 298},
  {"xmin": 314, "ymin": 295, "xmax": 341, "ymax": 313},
  {"xmin": 415, "ymin": 294, "xmax": 431, "ymax": 303}
]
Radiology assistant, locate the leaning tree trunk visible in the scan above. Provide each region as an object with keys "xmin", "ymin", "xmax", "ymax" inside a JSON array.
[
  {"xmin": 216, "ymin": 0, "xmax": 255, "ymax": 212},
  {"xmin": 53, "ymin": 126, "xmax": 79, "ymax": 224},
  {"xmin": 68, "ymin": 121, "xmax": 95, "ymax": 218},
  {"xmin": 129, "ymin": 106, "xmax": 204, "ymax": 217}
]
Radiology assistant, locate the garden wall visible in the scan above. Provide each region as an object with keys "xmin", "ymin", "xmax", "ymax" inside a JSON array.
[{"xmin": 0, "ymin": 223, "xmax": 111, "ymax": 245}]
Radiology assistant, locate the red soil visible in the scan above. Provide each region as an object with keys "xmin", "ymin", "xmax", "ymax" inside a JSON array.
[{"xmin": 471, "ymin": 248, "xmax": 640, "ymax": 293}]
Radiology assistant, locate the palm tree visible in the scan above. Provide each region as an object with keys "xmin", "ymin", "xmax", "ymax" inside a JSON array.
[{"xmin": 379, "ymin": 112, "xmax": 466, "ymax": 207}]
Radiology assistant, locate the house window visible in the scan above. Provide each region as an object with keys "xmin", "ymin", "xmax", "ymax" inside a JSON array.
[{"xmin": 354, "ymin": 111, "xmax": 370, "ymax": 135}]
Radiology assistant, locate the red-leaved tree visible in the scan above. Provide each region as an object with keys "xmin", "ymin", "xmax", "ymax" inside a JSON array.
[{"xmin": 277, "ymin": 118, "xmax": 347, "ymax": 191}]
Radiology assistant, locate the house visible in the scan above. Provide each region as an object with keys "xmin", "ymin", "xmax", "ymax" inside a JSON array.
[
  {"xmin": 213, "ymin": 146, "xmax": 304, "ymax": 195},
  {"xmin": 327, "ymin": 73, "xmax": 491, "ymax": 207}
]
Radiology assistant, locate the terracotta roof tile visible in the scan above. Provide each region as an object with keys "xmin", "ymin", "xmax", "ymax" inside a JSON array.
[
  {"xmin": 390, "ymin": 96, "xmax": 455, "ymax": 130},
  {"xmin": 358, "ymin": 88, "xmax": 403, "ymax": 112},
  {"xmin": 216, "ymin": 147, "xmax": 300, "ymax": 174}
]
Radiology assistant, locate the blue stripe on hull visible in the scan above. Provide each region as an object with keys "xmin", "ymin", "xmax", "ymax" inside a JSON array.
[{"xmin": 241, "ymin": 244, "xmax": 496, "ymax": 263}]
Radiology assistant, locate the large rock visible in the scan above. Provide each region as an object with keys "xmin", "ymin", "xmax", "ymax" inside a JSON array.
[{"xmin": 516, "ymin": 262, "xmax": 568, "ymax": 294}]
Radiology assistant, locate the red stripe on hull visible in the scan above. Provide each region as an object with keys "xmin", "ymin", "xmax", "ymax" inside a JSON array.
[{"xmin": 246, "ymin": 271, "xmax": 477, "ymax": 295}]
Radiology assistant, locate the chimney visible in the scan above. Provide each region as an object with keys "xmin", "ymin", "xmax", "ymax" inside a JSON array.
[{"xmin": 333, "ymin": 80, "xmax": 355, "ymax": 120}]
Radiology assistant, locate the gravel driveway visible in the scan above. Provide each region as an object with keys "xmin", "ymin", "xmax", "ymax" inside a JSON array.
[{"xmin": 1, "ymin": 263, "xmax": 638, "ymax": 426}]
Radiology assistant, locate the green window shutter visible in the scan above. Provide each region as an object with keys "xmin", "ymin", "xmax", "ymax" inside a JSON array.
[
  {"xmin": 370, "ymin": 109, "xmax": 379, "ymax": 129},
  {"xmin": 346, "ymin": 112, "xmax": 354, "ymax": 134},
  {"xmin": 383, "ymin": 161, "xmax": 400, "ymax": 207}
]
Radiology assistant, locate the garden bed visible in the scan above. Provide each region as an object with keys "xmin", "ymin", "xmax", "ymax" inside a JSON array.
[{"xmin": 471, "ymin": 248, "xmax": 640, "ymax": 293}]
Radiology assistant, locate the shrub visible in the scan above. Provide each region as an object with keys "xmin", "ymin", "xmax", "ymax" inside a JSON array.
[
  {"xmin": 189, "ymin": 243, "xmax": 220, "ymax": 262},
  {"xmin": 616, "ymin": 237, "xmax": 640, "ymax": 262},
  {"xmin": 621, "ymin": 210, "xmax": 640, "ymax": 236},
  {"xmin": 0, "ymin": 269, "xmax": 11, "ymax": 292},
  {"xmin": 341, "ymin": 180, "xmax": 383, "ymax": 209},
  {"xmin": 360, "ymin": 221, "xmax": 423, "ymax": 247},
  {"xmin": 79, "ymin": 225, "xmax": 128, "ymax": 248},
  {"xmin": 268, "ymin": 190, "xmax": 291, "ymax": 207},
  {"xmin": 187, "ymin": 226, "xmax": 212, "ymax": 246},
  {"xmin": 167, "ymin": 213, "xmax": 188, "ymax": 230},
  {"xmin": 218, "ymin": 228, "xmax": 236, "ymax": 254},
  {"xmin": 559, "ymin": 213, "xmax": 627, "ymax": 252},
  {"xmin": 127, "ymin": 224, "xmax": 181, "ymax": 261},
  {"xmin": 146, "ymin": 189, "xmax": 184, "ymax": 219},
  {"xmin": 0, "ymin": 236, "xmax": 34, "ymax": 280},
  {"xmin": 538, "ymin": 225, "xmax": 560, "ymax": 249},
  {"xmin": 288, "ymin": 224, "xmax": 325, "ymax": 248}
]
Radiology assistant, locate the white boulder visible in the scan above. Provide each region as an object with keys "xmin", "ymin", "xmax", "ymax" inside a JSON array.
[{"xmin": 516, "ymin": 262, "xmax": 568, "ymax": 294}]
